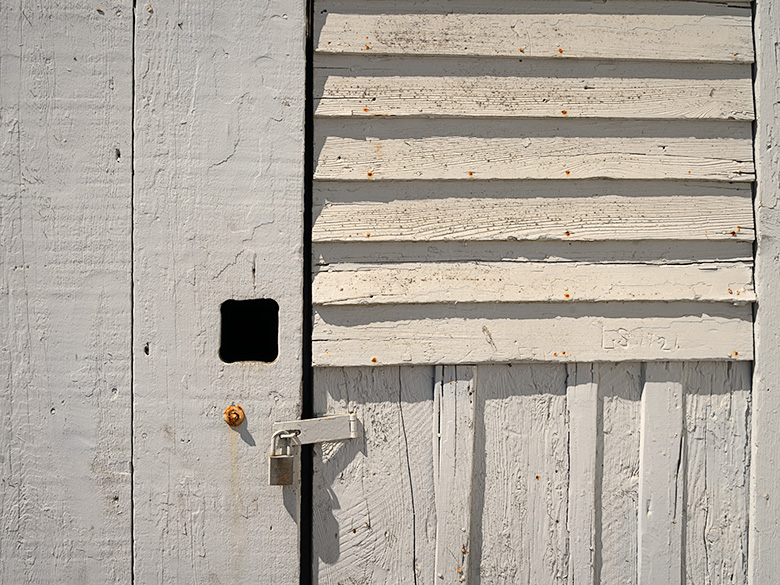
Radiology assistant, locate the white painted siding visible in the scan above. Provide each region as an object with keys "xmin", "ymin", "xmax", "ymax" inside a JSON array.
[
  {"xmin": 311, "ymin": 0, "xmax": 755, "ymax": 366},
  {"xmin": 313, "ymin": 362, "xmax": 751, "ymax": 584}
]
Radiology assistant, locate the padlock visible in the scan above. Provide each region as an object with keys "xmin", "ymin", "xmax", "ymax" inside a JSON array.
[{"xmin": 269, "ymin": 431, "xmax": 295, "ymax": 486}]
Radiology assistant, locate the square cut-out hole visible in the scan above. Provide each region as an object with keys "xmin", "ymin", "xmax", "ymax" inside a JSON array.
[{"xmin": 219, "ymin": 299, "xmax": 279, "ymax": 363}]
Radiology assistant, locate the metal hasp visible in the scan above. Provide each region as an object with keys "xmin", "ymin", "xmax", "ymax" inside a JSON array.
[
  {"xmin": 268, "ymin": 413, "xmax": 359, "ymax": 485},
  {"xmin": 272, "ymin": 413, "xmax": 359, "ymax": 446}
]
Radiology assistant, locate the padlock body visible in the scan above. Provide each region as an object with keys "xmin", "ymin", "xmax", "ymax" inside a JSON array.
[{"xmin": 269, "ymin": 454, "xmax": 294, "ymax": 485}]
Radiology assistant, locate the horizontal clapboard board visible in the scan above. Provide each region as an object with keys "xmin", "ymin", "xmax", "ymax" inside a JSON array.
[
  {"xmin": 315, "ymin": 58, "xmax": 755, "ymax": 120},
  {"xmin": 312, "ymin": 0, "xmax": 755, "ymax": 365},
  {"xmin": 314, "ymin": 1, "xmax": 753, "ymax": 62}
]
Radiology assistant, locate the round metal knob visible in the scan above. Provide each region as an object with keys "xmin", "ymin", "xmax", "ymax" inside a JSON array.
[{"xmin": 224, "ymin": 404, "xmax": 245, "ymax": 426}]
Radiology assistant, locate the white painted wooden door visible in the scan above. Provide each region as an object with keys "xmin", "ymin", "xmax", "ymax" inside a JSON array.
[
  {"xmin": 132, "ymin": 1, "xmax": 307, "ymax": 582},
  {"xmin": 2, "ymin": 0, "xmax": 306, "ymax": 583},
  {"xmin": 308, "ymin": 0, "xmax": 776, "ymax": 583}
]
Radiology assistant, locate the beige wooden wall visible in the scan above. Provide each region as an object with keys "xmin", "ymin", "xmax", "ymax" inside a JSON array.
[{"xmin": 307, "ymin": 1, "xmax": 773, "ymax": 584}]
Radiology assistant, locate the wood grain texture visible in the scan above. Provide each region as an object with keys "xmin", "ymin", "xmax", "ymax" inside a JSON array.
[
  {"xmin": 312, "ymin": 363, "xmax": 751, "ymax": 584},
  {"xmin": 313, "ymin": 262, "xmax": 754, "ymax": 305},
  {"xmin": 567, "ymin": 364, "xmax": 600, "ymax": 585},
  {"xmin": 313, "ymin": 181, "xmax": 753, "ymax": 243},
  {"xmin": 314, "ymin": 0, "xmax": 753, "ymax": 63},
  {"xmin": 599, "ymin": 363, "xmax": 643, "ymax": 585},
  {"xmin": 638, "ymin": 362, "xmax": 684, "ymax": 585},
  {"xmin": 434, "ymin": 366, "xmax": 476, "ymax": 583},
  {"xmin": 314, "ymin": 58, "xmax": 754, "ymax": 120},
  {"xmin": 684, "ymin": 362, "xmax": 750, "ymax": 585},
  {"xmin": 314, "ymin": 119, "xmax": 754, "ymax": 181},
  {"xmin": 133, "ymin": 0, "xmax": 305, "ymax": 582},
  {"xmin": 472, "ymin": 364, "xmax": 570, "ymax": 584},
  {"xmin": 0, "ymin": 2, "xmax": 132, "ymax": 583},
  {"xmin": 750, "ymin": 0, "xmax": 780, "ymax": 579},
  {"xmin": 313, "ymin": 303, "xmax": 753, "ymax": 366},
  {"xmin": 312, "ymin": 366, "xmax": 438, "ymax": 584}
]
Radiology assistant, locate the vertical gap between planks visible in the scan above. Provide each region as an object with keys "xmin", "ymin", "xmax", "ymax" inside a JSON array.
[
  {"xmin": 301, "ymin": 0, "xmax": 315, "ymax": 581},
  {"xmin": 130, "ymin": 0, "xmax": 137, "ymax": 582}
]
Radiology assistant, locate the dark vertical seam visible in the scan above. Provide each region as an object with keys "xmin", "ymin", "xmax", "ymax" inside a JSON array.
[
  {"xmin": 130, "ymin": 0, "xmax": 136, "ymax": 583},
  {"xmin": 746, "ymin": 0, "xmax": 758, "ymax": 572},
  {"xmin": 679, "ymin": 365, "xmax": 688, "ymax": 585},
  {"xmin": 398, "ymin": 367, "xmax": 419, "ymax": 585},
  {"xmin": 300, "ymin": 0, "xmax": 314, "ymax": 581}
]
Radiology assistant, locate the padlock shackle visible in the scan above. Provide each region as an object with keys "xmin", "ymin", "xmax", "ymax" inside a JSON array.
[{"xmin": 269, "ymin": 429, "xmax": 300, "ymax": 456}]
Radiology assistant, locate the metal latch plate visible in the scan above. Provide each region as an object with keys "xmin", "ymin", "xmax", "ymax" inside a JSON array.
[{"xmin": 272, "ymin": 413, "xmax": 358, "ymax": 445}]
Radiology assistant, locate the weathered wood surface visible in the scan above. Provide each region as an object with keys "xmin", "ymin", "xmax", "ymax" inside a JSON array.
[
  {"xmin": 0, "ymin": 2, "xmax": 133, "ymax": 583},
  {"xmin": 599, "ymin": 363, "xmax": 642, "ymax": 584},
  {"xmin": 684, "ymin": 362, "xmax": 750, "ymax": 585},
  {"xmin": 311, "ymin": 0, "xmax": 755, "ymax": 366},
  {"xmin": 133, "ymin": 0, "xmax": 305, "ymax": 583},
  {"xmin": 314, "ymin": 120, "xmax": 754, "ymax": 181},
  {"xmin": 315, "ymin": 0, "xmax": 753, "ymax": 63},
  {"xmin": 567, "ymin": 364, "xmax": 600, "ymax": 585},
  {"xmin": 313, "ymin": 262, "xmax": 754, "ymax": 305},
  {"xmin": 638, "ymin": 362, "xmax": 684, "ymax": 585},
  {"xmin": 313, "ymin": 303, "xmax": 753, "ymax": 366},
  {"xmin": 312, "ymin": 366, "xmax": 438, "ymax": 584},
  {"xmin": 433, "ymin": 367, "xmax": 477, "ymax": 582},
  {"xmin": 750, "ymin": 0, "xmax": 780, "ymax": 579},
  {"xmin": 313, "ymin": 181, "xmax": 753, "ymax": 242},
  {"xmin": 314, "ymin": 58, "xmax": 754, "ymax": 120},
  {"xmin": 313, "ymin": 363, "xmax": 752, "ymax": 584}
]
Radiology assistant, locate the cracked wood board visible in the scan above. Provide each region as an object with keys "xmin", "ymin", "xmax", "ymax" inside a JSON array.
[
  {"xmin": 313, "ymin": 262, "xmax": 754, "ymax": 305},
  {"xmin": 0, "ymin": 2, "xmax": 133, "ymax": 583},
  {"xmin": 314, "ymin": 58, "xmax": 754, "ymax": 120},
  {"xmin": 314, "ymin": 0, "xmax": 753, "ymax": 63},
  {"xmin": 313, "ymin": 180, "xmax": 753, "ymax": 243},
  {"xmin": 314, "ymin": 119, "xmax": 754, "ymax": 182}
]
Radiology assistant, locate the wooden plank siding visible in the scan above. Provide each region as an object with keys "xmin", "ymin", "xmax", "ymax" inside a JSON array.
[
  {"xmin": 313, "ymin": 362, "xmax": 751, "ymax": 584},
  {"xmin": 132, "ymin": 0, "xmax": 306, "ymax": 582},
  {"xmin": 0, "ymin": 3, "xmax": 133, "ymax": 583},
  {"xmin": 311, "ymin": 0, "xmax": 756, "ymax": 366}
]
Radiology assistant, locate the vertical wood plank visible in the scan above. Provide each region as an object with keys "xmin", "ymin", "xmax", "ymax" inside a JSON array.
[
  {"xmin": 473, "ymin": 364, "xmax": 569, "ymax": 585},
  {"xmin": 684, "ymin": 362, "xmax": 750, "ymax": 585},
  {"xmin": 434, "ymin": 366, "xmax": 477, "ymax": 583},
  {"xmin": 638, "ymin": 362, "xmax": 684, "ymax": 585},
  {"xmin": 312, "ymin": 366, "xmax": 437, "ymax": 585},
  {"xmin": 751, "ymin": 0, "xmax": 780, "ymax": 579},
  {"xmin": 566, "ymin": 363, "xmax": 600, "ymax": 585},
  {"xmin": 599, "ymin": 363, "xmax": 642, "ymax": 585},
  {"xmin": 0, "ymin": 2, "xmax": 133, "ymax": 583},
  {"xmin": 133, "ymin": 0, "xmax": 305, "ymax": 582}
]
